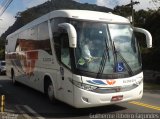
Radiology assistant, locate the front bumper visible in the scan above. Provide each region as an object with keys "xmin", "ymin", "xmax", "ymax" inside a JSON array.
[{"xmin": 73, "ymin": 82, "xmax": 143, "ymax": 108}]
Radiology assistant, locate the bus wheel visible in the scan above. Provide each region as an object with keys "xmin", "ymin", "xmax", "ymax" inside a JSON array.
[{"xmin": 47, "ymin": 81, "xmax": 56, "ymax": 103}]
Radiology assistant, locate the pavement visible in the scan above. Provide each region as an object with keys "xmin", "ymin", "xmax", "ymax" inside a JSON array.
[{"xmin": 0, "ymin": 75, "xmax": 160, "ymax": 119}]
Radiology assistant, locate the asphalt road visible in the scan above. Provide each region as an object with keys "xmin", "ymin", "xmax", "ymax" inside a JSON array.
[{"xmin": 0, "ymin": 76, "xmax": 160, "ymax": 119}]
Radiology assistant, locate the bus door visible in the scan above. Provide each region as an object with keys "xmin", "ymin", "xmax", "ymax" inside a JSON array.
[{"xmin": 56, "ymin": 33, "xmax": 74, "ymax": 105}]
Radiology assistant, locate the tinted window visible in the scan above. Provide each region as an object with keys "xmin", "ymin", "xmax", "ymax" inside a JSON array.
[
  {"xmin": 51, "ymin": 18, "xmax": 69, "ymax": 61},
  {"xmin": 60, "ymin": 34, "xmax": 71, "ymax": 68},
  {"xmin": 17, "ymin": 22, "xmax": 52, "ymax": 55},
  {"xmin": 38, "ymin": 21, "xmax": 52, "ymax": 54}
]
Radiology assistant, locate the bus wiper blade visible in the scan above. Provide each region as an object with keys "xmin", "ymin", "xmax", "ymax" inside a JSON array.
[
  {"xmin": 96, "ymin": 39, "xmax": 110, "ymax": 78},
  {"xmin": 113, "ymin": 41, "xmax": 134, "ymax": 76},
  {"xmin": 96, "ymin": 50, "xmax": 107, "ymax": 78}
]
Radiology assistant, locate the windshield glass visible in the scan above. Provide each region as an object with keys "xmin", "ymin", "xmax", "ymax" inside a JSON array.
[
  {"xmin": 108, "ymin": 24, "xmax": 141, "ymax": 74},
  {"xmin": 71, "ymin": 20, "xmax": 142, "ymax": 77}
]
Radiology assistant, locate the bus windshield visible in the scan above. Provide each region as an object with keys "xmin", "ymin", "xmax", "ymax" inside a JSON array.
[{"xmin": 70, "ymin": 20, "xmax": 142, "ymax": 78}]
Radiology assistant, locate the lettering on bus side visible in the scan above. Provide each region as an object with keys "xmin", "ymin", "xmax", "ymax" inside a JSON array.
[
  {"xmin": 43, "ymin": 58, "xmax": 54, "ymax": 63},
  {"xmin": 123, "ymin": 79, "xmax": 136, "ymax": 84}
]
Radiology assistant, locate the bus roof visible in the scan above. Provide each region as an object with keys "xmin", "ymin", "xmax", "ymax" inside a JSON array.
[
  {"xmin": 50, "ymin": 10, "xmax": 130, "ymax": 23},
  {"xmin": 7, "ymin": 10, "xmax": 130, "ymax": 38}
]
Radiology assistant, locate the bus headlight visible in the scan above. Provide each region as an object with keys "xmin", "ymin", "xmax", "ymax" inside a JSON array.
[{"xmin": 70, "ymin": 80, "xmax": 98, "ymax": 91}]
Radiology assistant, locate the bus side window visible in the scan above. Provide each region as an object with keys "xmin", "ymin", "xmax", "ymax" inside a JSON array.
[
  {"xmin": 51, "ymin": 17, "xmax": 71, "ymax": 68},
  {"xmin": 60, "ymin": 34, "xmax": 71, "ymax": 69}
]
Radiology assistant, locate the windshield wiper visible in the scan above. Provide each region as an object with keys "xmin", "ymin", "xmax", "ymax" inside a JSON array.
[
  {"xmin": 112, "ymin": 41, "xmax": 134, "ymax": 76},
  {"xmin": 96, "ymin": 38, "xmax": 110, "ymax": 78}
]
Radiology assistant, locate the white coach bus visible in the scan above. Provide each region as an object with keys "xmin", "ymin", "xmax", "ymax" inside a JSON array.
[{"xmin": 5, "ymin": 10, "xmax": 152, "ymax": 108}]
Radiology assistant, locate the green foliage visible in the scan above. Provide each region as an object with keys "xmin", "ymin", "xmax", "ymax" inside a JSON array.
[
  {"xmin": 0, "ymin": 38, "xmax": 5, "ymax": 60},
  {"xmin": 0, "ymin": 49, "xmax": 5, "ymax": 60},
  {"xmin": 113, "ymin": 5, "xmax": 132, "ymax": 17},
  {"xmin": 113, "ymin": 5, "xmax": 160, "ymax": 71},
  {"xmin": 141, "ymin": 9, "xmax": 160, "ymax": 70},
  {"xmin": 144, "ymin": 82, "xmax": 160, "ymax": 90}
]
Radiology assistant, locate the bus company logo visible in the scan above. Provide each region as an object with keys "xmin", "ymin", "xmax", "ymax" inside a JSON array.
[
  {"xmin": 106, "ymin": 80, "xmax": 116, "ymax": 85},
  {"xmin": 86, "ymin": 80, "xmax": 106, "ymax": 85}
]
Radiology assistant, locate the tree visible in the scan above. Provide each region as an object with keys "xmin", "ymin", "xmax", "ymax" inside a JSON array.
[
  {"xmin": 0, "ymin": 38, "xmax": 5, "ymax": 60},
  {"xmin": 113, "ymin": 5, "xmax": 131, "ymax": 17}
]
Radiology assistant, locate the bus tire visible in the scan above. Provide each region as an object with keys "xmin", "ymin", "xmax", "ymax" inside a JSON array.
[{"xmin": 45, "ymin": 78, "xmax": 56, "ymax": 104}]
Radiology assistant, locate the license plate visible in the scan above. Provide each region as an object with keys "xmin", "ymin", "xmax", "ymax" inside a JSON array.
[{"xmin": 111, "ymin": 95, "xmax": 123, "ymax": 101}]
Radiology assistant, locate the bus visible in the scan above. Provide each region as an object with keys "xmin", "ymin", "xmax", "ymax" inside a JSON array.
[{"xmin": 5, "ymin": 10, "xmax": 152, "ymax": 108}]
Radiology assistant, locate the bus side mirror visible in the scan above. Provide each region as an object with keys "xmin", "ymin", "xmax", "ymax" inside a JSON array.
[
  {"xmin": 134, "ymin": 27, "xmax": 152, "ymax": 48},
  {"xmin": 58, "ymin": 23, "xmax": 77, "ymax": 48}
]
